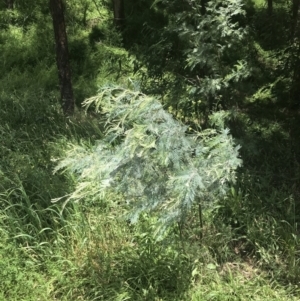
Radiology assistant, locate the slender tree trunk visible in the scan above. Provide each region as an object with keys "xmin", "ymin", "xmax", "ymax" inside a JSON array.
[
  {"xmin": 267, "ymin": 0, "xmax": 273, "ymax": 16},
  {"xmin": 198, "ymin": 202, "xmax": 203, "ymax": 240},
  {"xmin": 290, "ymin": 42, "xmax": 300, "ymax": 105},
  {"xmin": 49, "ymin": 0, "xmax": 75, "ymax": 115},
  {"xmin": 290, "ymin": 47, "xmax": 300, "ymax": 107},
  {"xmin": 201, "ymin": 0, "xmax": 207, "ymax": 15},
  {"xmin": 6, "ymin": 0, "xmax": 13, "ymax": 9},
  {"xmin": 112, "ymin": 0, "xmax": 125, "ymax": 29},
  {"xmin": 290, "ymin": 0, "xmax": 300, "ymax": 106},
  {"xmin": 291, "ymin": 0, "xmax": 300, "ymax": 39}
]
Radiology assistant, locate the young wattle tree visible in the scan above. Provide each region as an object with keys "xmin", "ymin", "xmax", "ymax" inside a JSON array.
[
  {"xmin": 176, "ymin": 0, "xmax": 248, "ymax": 111},
  {"xmin": 49, "ymin": 0, "xmax": 75, "ymax": 115},
  {"xmin": 55, "ymin": 85, "xmax": 242, "ymax": 237},
  {"xmin": 148, "ymin": 0, "xmax": 249, "ymax": 125}
]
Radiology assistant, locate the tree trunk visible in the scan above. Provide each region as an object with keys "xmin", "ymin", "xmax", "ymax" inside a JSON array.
[
  {"xmin": 201, "ymin": 0, "xmax": 206, "ymax": 15},
  {"xmin": 49, "ymin": 0, "xmax": 75, "ymax": 115},
  {"xmin": 267, "ymin": 0, "xmax": 272, "ymax": 16},
  {"xmin": 290, "ymin": 0, "xmax": 300, "ymax": 107},
  {"xmin": 291, "ymin": 0, "xmax": 300, "ymax": 39},
  {"xmin": 6, "ymin": 0, "xmax": 13, "ymax": 9},
  {"xmin": 291, "ymin": 44, "xmax": 300, "ymax": 107},
  {"xmin": 112, "ymin": 0, "xmax": 125, "ymax": 29}
]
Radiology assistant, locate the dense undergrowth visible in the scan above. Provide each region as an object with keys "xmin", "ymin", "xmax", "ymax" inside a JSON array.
[{"xmin": 0, "ymin": 0, "xmax": 299, "ymax": 300}]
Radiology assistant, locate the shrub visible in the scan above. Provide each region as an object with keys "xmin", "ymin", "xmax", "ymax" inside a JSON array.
[{"xmin": 55, "ymin": 85, "xmax": 242, "ymax": 236}]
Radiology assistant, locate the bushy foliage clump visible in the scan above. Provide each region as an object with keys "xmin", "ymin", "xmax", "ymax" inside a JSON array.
[
  {"xmin": 125, "ymin": 0, "xmax": 251, "ymax": 121},
  {"xmin": 175, "ymin": 0, "xmax": 250, "ymax": 109},
  {"xmin": 56, "ymin": 85, "xmax": 242, "ymax": 233}
]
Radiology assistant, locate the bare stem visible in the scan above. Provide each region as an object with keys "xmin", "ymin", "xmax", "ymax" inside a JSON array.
[{"xmin": 198, "ymin": 202, "xmax": 203, "ymax": 240}]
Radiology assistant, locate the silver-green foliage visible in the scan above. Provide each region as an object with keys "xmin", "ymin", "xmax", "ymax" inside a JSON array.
[
  {"xmin": 177, "ymin": 0, "xmax": 250, "ymax": 100},
  {"xmin": 55, "ymin": 86, "xmax": 242, "ymax": 231}
]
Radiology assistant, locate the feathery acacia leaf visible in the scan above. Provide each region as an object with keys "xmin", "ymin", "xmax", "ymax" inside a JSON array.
[{"xmin": 55, "ymin": 85, "xmax": 242, "ymax": 233}]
